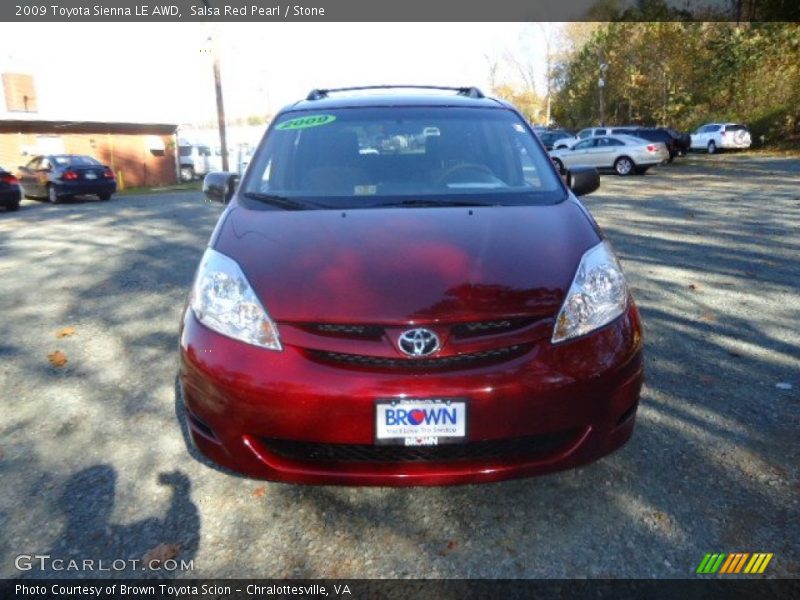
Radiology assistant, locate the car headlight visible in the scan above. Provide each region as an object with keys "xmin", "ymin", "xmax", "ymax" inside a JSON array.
[
  {"xmin": 552, "ymin": 240, "xmax": 629, "ymax": 344},
  {"xmin": 189, "ymin": 248, "xmax": 282, "ymax": 350}
]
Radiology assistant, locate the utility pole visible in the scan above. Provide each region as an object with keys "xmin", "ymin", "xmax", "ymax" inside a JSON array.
[
  {"xmin": 204, "ymin": 16, "xmax": 229, "ymax": 172},
  {"xmin": 598, "ymin": 62, "xmax": 608, "ymax": 126},
  {"xmin": 598, "ymin": 75, "xmax": 605, "ymax": 126}
]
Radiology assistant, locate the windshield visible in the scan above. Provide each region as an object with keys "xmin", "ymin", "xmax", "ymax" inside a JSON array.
[
  {"xmin": 52, "ymin": 155, "xmax": 100, "ymax": 166},
  {"xmin": 241, "ymin": 107, "xmax": 564, "ymax": 210}
]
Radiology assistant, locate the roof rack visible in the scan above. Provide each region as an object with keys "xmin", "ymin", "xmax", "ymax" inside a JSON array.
[{"xmin": 305, "ymin": 85, "xmax": 485, "ymax": 101}]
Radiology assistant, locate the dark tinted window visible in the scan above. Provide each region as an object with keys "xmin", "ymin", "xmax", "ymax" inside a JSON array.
[
  {"xmin": 724, "ymin": 124, "xmax": 748, "ymax": 132},
  {"xmin": 51, "ymin": 155, "xmax": 100, "ymax": 166},
  {"xmin": 598, "ymin": 137, "xmax": 624, "ymax": 147},
  {"xmin": 540, "ymin": 132, "xmax": 569, "ymax": 143},
  {"xmin": 179, "ymin": 146, "xmax": 192, "ymax": 157},
  {"xmin": 244, "ymin": 106, "xmax": 564, "ymax": 209},
  {"xmin": 573, "ymin": 139, "xmax": 595, "ymax": 150},
  {"xmin": 637, "ymin": 129, "xmax": 671, "ymax": 142}
]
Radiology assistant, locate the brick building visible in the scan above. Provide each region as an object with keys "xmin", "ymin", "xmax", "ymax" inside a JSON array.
[
  {"xmin": 0, "ymin": 119, "xmax": 179, "ymax": 188},
  {"xmin": 0, "ymin": 72, "xmax": 178, "ymax": 188}
]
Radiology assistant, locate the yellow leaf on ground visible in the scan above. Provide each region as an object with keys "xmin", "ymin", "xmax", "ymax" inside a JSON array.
[
  {"xmin": 55, "ymin": 326, "xmax": 76, "ymax": 338},
  {"xmin": 47, "ymin": 350, "xmax": 68, "ymax": 367},
  {"xmin": 142, "ymin": 543, "xmax": 180, "ymax": 567}
]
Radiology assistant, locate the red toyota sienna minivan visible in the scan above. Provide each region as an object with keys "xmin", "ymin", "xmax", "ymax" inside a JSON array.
[{"xmin": 179, "ymin": 86, "xmax": 643, "ymax": 485}]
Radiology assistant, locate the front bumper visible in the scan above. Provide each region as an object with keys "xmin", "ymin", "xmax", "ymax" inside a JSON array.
[{"xmin": 179, "ymin": 305, "xmax": 644, "ymax": 486}]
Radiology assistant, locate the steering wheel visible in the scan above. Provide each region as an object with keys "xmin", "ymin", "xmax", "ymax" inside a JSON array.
[{"xmin": 436, "ymin": 163, "xmax": 496, "ymax": 185}]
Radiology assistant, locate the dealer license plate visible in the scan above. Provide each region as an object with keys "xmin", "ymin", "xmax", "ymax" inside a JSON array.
[{"xmin": 375, "ymin": 399, "xmax": 467, "ymax": 446}]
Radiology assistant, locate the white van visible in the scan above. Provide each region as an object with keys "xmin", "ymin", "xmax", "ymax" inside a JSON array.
[{"xmin": 178, "ymin": 144, "xmax": 212, "ymax": 181}]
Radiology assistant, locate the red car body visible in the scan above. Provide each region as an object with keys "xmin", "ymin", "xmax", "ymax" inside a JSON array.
[{"xmin": 179, "ymin": 88, "xmax": 643, "ymax": 485}]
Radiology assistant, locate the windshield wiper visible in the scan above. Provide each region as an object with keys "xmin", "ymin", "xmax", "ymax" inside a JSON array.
[
  {"xmin": 241, "ymin": 192, "xmax": 326, "ymax": 211},
  {"xmin": 372, "ymin": 199, "xmax": 492, "ymax": 208}
]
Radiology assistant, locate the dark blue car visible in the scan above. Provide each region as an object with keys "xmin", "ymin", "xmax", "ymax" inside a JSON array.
[{"xmin": 18, "ymin": 154, "xmax": 116, "ymax": 203}]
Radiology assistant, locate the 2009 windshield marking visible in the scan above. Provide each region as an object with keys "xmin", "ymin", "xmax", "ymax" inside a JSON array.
[{"xmin": 275, "ymin": 115, "xmax": 337, "ymax": 130}]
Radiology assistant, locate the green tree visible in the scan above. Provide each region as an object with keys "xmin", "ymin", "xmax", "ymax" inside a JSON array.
[{"xmin": 551, "ymin": 21, "xmax": 800, "ymax": 147}]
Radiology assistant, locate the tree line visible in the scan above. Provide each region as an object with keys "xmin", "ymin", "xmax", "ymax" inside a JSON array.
[
  {"xmin": 489, "ymin": 19, "xmax": 799, "ymax": 146},
  {"xmin": 549, "ymin": 22, "xmax": 799, "ymax": 144}
]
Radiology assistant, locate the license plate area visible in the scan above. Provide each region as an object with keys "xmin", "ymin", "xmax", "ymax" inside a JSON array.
[{"xmin": 375, "ymin": 399, "xmax": 467, "ymax": 446}]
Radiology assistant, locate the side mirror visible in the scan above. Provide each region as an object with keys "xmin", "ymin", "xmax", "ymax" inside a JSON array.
[
  {"xmin": 203, "ymin": 171, "xmax": 239, "ymax": 204},
  {"xmin": 567, "ymin": 166, "xmax": 600, "ymax": 197}
]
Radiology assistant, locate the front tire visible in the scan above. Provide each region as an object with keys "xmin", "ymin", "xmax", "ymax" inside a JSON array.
[
  {"xmin": 707, "ymin": 141, "xmax": 717, "ymax": 154},
  {"xmin": 48, "ymin": 185, "xmax": 59, "ymax": 204},
  {"xmin": 614, "ymin": 156, "xmax": 634, "ymax": 176}
]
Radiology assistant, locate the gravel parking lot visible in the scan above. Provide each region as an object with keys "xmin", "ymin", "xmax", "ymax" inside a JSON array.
[{"xmin": 1, "ymin": 154, "xmax": 798, "ymax": 579}]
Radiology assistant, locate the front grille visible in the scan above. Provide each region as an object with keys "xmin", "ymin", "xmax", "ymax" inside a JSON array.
[
  {"xmin": 301, "ymin": 318, "xmax": 539, "ymax": 342},
  {"xmin": 263, "ymin": 430, "xmax": 579, "ymax": 464},
  {"xmin": 301, "ymin": 323, "xmax": 384, "ymax": 340},
  {"xmin": 451, "ymin": 318, "xmax": 536, "ymax": 338},
  {"xmin": 309, "ymin": 344, "xmax": 530, "ymax": 370}
]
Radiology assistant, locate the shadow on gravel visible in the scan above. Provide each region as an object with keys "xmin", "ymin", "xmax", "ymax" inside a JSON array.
[{"xmin": 21, "ymin": 465, "xmax": 200, "ymax": 579}]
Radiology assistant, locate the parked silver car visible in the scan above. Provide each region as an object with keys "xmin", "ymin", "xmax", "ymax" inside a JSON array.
[
  {"xmin": 550, "ymin": 135, "xmax": 669, "ymax": 176},
  {"xmin": 552, "ymin": 126, "xmax": 641, "ymax": 150}
]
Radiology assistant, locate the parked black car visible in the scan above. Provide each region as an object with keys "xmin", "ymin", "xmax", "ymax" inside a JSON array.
[
  {"xmin": 610, "ymin": 127, "xmax": 681, "ymax": 161},
  {"xmin": 666, "ymin": 128, "xmax": 691, "ymax": 155},
  {"xmin": 18, "ymin": 154, "xmax": 116, "ymax": 203},
  {"xmin": 0, "ymin": 167, "xmax": 22, "ymax": 211},
  {"xmin": 536, "ymin": 129, "xmax": 573, "ymax": 151}
]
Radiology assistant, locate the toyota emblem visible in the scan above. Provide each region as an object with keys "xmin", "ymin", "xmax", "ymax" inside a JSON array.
[{"xmin": 398, "ymin": 328, "xmax": 441, "ymax": 357}]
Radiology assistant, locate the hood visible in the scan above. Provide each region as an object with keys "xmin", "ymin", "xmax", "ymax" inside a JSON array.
[{"xmin": 213, "ymin": 201, "xmax": 600, "ymax": 324}]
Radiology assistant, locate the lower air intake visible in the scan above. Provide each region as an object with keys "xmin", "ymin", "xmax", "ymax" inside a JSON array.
[{"xmin": 262, "ymin": 430, "xmax": 580, "ymax": 464}]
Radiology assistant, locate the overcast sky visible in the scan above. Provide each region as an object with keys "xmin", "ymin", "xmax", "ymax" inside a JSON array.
[{"xmin": 0, "ymin": 23, "xmax": 557, "ymax": 125}]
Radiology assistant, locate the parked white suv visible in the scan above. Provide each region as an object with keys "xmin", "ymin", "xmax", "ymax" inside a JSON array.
[
  {"xmin": 690, "ymin": 123, "xmax": 751, "ymax": 154},
  {"xmin": 178, "ymin": 143, "xmax": 212, "ymax": 181}
]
